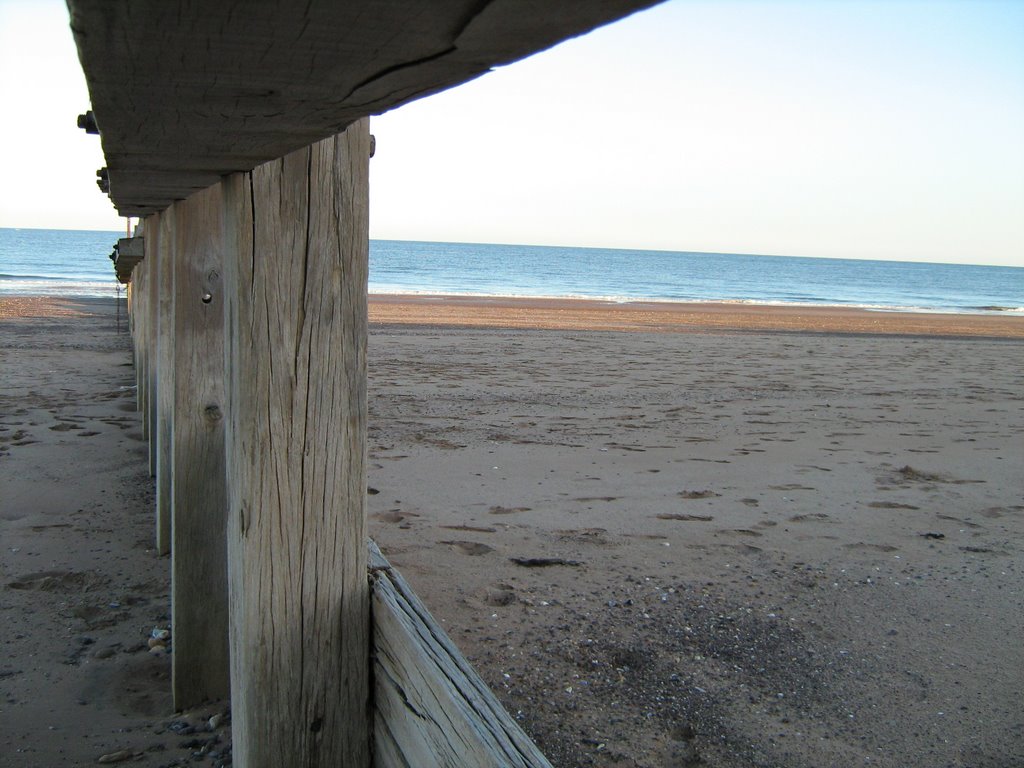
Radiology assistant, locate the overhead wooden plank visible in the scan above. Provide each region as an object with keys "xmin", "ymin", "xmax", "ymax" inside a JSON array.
[
  {"xmin": 66, "ymin": 0, "xmax": 661, "ymax": 216},
  {"xmin": 155, "ymin": 208, "xmax": 176, "ymax": 555},
  {"xmin": 113, "ymin": 237, "xmax": 144, "ymax": 284},
  {"xmin": 170, "ymin": 184, "xmax": 230, "ymax": 708},
  {"xmin": 370, "ymin": 542, "xmax": 553, "ymax": 768},
  {"xmin": 222, "ymin": 119, "xmax": 372, "ymax": 768}
]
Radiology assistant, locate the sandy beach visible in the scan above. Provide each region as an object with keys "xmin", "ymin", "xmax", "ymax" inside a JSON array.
[{"xmin": 2, "ymin": 295, "xmax": 1022, "ymax": 767}]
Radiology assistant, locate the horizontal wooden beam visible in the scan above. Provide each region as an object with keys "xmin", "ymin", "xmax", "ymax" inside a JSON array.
[
  {"xmin": 370, "ymin": 542, "xmax": 553, "ymax": 767},
  {"xmin": 67, "ymin": 0, "xmax": 660, "ymax": 215}
]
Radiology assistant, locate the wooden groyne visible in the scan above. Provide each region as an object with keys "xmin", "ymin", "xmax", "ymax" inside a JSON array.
[
  {"xmin": 68, "ymin": 2, "xmax": 659, "ymax": 765},
  {"xmin": 117, "ymin": 124, "xmax": 554, "ymax": 767},
  {"xmin": 111, "ymin": 82, "xmax": 524, "ymax": 768},
  {"xmin": 124, "ymin": 128, "xmax": 372, "ymax": 764}
]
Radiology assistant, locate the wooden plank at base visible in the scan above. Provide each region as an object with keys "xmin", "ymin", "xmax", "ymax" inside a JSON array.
[{"xmin": 369, "ymin": 541, "xmax": 552, "ymax": 768}]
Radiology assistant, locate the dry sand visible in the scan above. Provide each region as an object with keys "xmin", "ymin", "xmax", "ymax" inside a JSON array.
[
  {"xmin": 1, "ymin": 297, "xmax": 226, "ymax": 767},
  {"xmin": 2, "ymin": 295, "xmax": 1022, "ymax": 767},
  {"xmin": 369, "ymin": 294, "xmax": 1024, "ymax": 338}
]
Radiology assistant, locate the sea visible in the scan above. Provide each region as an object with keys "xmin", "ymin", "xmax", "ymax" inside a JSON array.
[{"xmin": 1, "ymin": 227, "xmax": 1022, "ymax": 315}]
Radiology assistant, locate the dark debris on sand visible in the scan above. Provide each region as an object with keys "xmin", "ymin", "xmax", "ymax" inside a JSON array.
[{"xmin": 463, "ymin": 562, "xmax": 1022, "ymax": 768}]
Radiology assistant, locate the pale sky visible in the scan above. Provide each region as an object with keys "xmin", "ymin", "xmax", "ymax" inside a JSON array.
[{"xmin": 1, "ymin": 0, "xmax": 1022, "ymax": 266}]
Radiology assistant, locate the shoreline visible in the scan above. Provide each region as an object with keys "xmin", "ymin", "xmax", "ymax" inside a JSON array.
[
  {"xmin": 3, "ymin": 292, "xmax": 1023, "ymax": 337},
  {"xmin": 2, "ymin": 294, "xmax": 1022, "ymax": 338},
  {"xmin": 369, "ymin": 293, "xmax": 1024, "ymax": 338}
]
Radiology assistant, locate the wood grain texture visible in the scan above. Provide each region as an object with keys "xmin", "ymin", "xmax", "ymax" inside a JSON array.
[
  {"xmin": 155, "ymin": 208, "xmax": 176, "ymax": 556},
  {"xmin": 131, "ymin": 254, "xmax": 148, "ymax": 422},
  {"xmin": 370, "ymin": 542, "xmax": 553, "ymax": 768},
  {"xmin": 147, "ymin": 220, "xmax": 161, "ymax": 479},
  {"xmin": 222, "ymin": 120, "xmax": 371, "ymax": 768},
  {"xmin": 171, "ymin": 184, "xmax": 230, "ymax": 708},
  {"xmin": 126, "ymin": 219, "xmax": 143, "ymax": 347}
]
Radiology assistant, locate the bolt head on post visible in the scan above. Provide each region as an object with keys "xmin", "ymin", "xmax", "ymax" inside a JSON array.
[{"xmin": 77, "ymin": 110, "xmax": 99, "ymax": 134}]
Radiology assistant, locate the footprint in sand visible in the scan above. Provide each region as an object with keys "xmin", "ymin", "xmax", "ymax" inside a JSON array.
[
  {"xmin": 374, "ymin": 510, "xmax": 419, "ymax": 525},
  {"xmin": 440, "ymin": 524, "xmax": 498, "ymax": 533},
  {"xmin": 979, "ymin": 506, "xmax": 1022, "ymax": 519},
  {"xmin": 960, "ymin": 546, "xmax": 1008, "ymax": 555},
  {"xmin": 843, "ymin": 542, "xmax": 899, "ymax": 553},
  {"xmin": 553, "ymin": 527, "xmax": 607, "ymax": 537},
  {"xmin": 678, "ymin": 490, "xmax": 720, "ymax": 500},
  {"xmin": 788, "ymin": 512, "xmax": 833, "ymax": 523},
  {"xmin": 8, "ymin": 570, "xmax": 108, "ymax": 592},
  {"xmin": 481, "ymin": 583, "xmax": 516, "ymax": 606},
  {"xmin": 489, "ymin": 505, "xmax": 531, "ymax": 515},
  {"xmin": 936, "ymin": 514, "xmax": 983, "ymax": 529},
  {"xmin": 882, "ymin": 465, "xmax": 986, "ymax": 486},
  {"xmin": 100, "ymin": 419, "xmax": 133, "ymax": 430},
  {"xmin": 439, "ymin": 540, "xmax": 495, "ymax": 556},
  {"xmin": 553, "ymin": 528, "xmax": 615, "ymax": 547},
  {"xmin": 725, "ymin": 543, "xmax": 763, "ymax": 554}
]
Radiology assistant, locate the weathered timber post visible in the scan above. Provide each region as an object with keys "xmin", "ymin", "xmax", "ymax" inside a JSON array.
[
  {"xmin": 155, "ymin": 209, "xmax": 176, "ymax": 555},
  {"xmin": 131, "ymin": 256, "xmax": 148, "ymax": 417},
  {"xmin": 222, "ymin": 119, "xmax": 371, "ymax": 767},
  {"xmin": 127, "ymin": 220, "xmax": 142, "ymax": 332},
  {"xmin": 146, "ymin": 218, "xmax": 161, "ymax": 478},
  {"xmin": 171, "ymin": 184, "xmax": 230, "ymax": 707}
]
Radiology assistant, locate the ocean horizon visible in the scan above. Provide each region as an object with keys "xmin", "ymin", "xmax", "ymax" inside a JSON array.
[{"xmin": 1, "ymin": 227, "xmax": 1022, "ymax": 315}]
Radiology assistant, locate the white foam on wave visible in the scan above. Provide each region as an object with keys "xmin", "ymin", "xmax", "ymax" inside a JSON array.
[
  {"xmin": 368, "ymin": 287, "xmax": 1024, "ymax": 316},
  {"xmin": 0, "ymin": 278, "xmax": 123, "ymax": 298}
]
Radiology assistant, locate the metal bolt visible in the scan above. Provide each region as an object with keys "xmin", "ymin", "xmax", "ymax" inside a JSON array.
[{"xmin": 77, "ymin": 110, "xmax": 99, "ymax": 134}]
